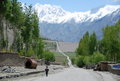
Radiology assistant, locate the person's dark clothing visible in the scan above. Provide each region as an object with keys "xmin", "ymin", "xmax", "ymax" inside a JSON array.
[{"xmin": 45, "ymin": 68, "xmax": 49, "ymax": 77}]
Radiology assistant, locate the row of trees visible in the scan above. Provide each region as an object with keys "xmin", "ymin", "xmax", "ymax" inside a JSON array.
[
  {"xmin": 77, "ymin": 32, "xmax": 97, "ymax": 56},
  {"xmin": 0, "ymin": 0, "xmax": 55, "ymax": 61},
  {"xmin": 73, "ymin": 20, "xmax": 120, "ymax": 67},
  {"xmin": 99, "ymin": 20, "xmax": 120, "ymax": 62}
]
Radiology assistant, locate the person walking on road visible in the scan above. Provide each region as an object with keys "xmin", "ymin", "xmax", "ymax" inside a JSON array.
[{"xmin": 45, "ymin": 66, "xmax": 49, "ymax": 77}]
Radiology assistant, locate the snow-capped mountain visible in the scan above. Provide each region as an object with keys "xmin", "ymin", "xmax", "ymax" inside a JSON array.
[
  {"xmin": 34, "ymin": 4, "xmax": 69, "ymax": 23},
  {"xmin": 34, "ymin": 4, "xmax": 120, "ymax": 42},
  {"xmin": 34, "ymin": 4, "xmax": 119, "ymax": 23}
]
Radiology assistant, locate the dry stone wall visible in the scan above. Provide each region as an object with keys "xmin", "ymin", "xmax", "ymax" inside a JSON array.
[{"xmin": 0, "ymin": 52, "xmax": 45, "ymax": 66}]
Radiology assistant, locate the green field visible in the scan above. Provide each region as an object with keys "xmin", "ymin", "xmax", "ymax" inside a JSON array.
[
  {"xmin": 65, "ymin": 52, "xmax": 76, "ymax": 59},
  {"xmin": 54, "ymin": 52, "xmax": 64, "ymax": 56},
  {"xmin": 53, "ymin": 52, "xmax": 76, "ymax": 65},
  {"xmin": 54, "ymin": 52, "xmax": 67, "ymax": 65}
]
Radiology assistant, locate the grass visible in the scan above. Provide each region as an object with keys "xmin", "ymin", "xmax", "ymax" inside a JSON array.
[
  {"xmin": 53, "ymin": 52, "xmax": 76, "ymax": 65},
  {"xmin": 53, "ymin": 52, "xmax": 67, "ymax": 65},
  {"xmin": 54, "ymin": 52, "xmax": 64, "ymax": 57},
  {"xmin": 55, "ymin": 56, "xmax": 66, "ymax": 62},
  {"xmin": 65, "ymin": 52, "xmax": 76, "ymax": 59}
]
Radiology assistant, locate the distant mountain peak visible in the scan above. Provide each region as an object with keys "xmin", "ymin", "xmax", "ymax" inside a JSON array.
[
  {"xmin": 88, "ymin": 5, "xmax": 120, "ymax": 21},
  {"xmin": 34, "ymin": 3, "xmax": 69, "ymax": 23},
  {"xmin": 37, "ymin": 4, "xmax": 120, "ymax": 42},
  {"xmin": 34, "ymin": 4, "xmax": 120, "ymax": 23}
]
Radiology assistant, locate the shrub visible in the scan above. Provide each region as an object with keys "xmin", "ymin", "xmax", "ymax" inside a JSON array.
[
  {"xmin": 91, "ymin": 52, "xmax": 106, "ymax": 64},
  {"xmin": 75, "ymin": 55, "xmax": 85, "ymax": 67},
  {"xmin": 83, "ymin": 56, "xmax": 91, "ymax": 65},
  {"xmin": 71, "ymin": 57, "xmax": 75, "ymax": 64},
  {"xmin": 19, "ymin": 49, "xmax": 25, "ymax": 56},
  {"xmin": 26, "ymin": 47, "xmax": 34, "ymax": 57},
  {"xmin": 63, "ymin": 59, "xmax": 68, "ymax": 66},
  {"xmin": 43, "ymin": 50, "xmax": 55, "ymax": 62}
]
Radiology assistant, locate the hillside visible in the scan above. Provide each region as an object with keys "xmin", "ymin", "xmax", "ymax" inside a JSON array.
[
  {"xmin": 34, "ymin": 4, "xmax": 120, "ymax": 42},
  {"xmin": 44, "ymin": 40, "xmax": 78, "ymax": 52}
]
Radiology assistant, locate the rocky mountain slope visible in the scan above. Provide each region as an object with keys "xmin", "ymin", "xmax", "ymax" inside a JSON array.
[{"xmin": 34, "ymin": 4, "xmax": 120, "ymax": 42}]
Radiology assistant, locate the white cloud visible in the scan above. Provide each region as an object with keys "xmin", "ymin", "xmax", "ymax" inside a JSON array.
[
  {"xmin": 112, "ymin": 0, "xmax": 120, "ymax": 2},
  {"xmin": 106, "ymin": 0, "xmax": 120, "ymax": 2}
]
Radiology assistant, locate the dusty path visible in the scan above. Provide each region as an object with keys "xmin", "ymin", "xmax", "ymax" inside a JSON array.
[
  {"xmin": 6, "ymin": 66, "xmax": 118, "ymax": 81},
  {"xmin": 56, "ymin": 42, "xmax": 73, "ymax": 67},
  {"xmin": 13, "ymin": 67, "xmax": 114, "ymax": 81},
  {"xmin": 3, "ymin": 42, "xmax": 119, "ymax": 81}
]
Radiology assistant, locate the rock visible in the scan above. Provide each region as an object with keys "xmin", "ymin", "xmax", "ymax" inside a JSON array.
[{"xmin": 1, "ymin": 66, "xmax": 15, "ymax": 73}]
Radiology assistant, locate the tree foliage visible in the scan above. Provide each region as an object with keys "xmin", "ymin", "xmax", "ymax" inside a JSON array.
[
  {"xmin": 0, "ymin": 0, "xmax": 53, "ymax": 60},
  {"xmin": 91, "ymin": 52, "xmax": 106, "ymax": 64},
  {"xmin": 77, "ymin": 32, "xmax": 97, "ymax": 56},
  {"xmin": 77, "ymin": 32, "xmax": 90, "ymax": 56},
  {"xmin": 101, "ymin": 19, "xmax": 120, "ymax": 62},
  {"xmin": 75, "ymin": 19, "xmax": 120, "ymax": 67}
]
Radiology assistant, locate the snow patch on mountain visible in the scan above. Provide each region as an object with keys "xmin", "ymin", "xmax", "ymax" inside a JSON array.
[
  {"xmin": 34, "ymin": 3, "xmax": 120, "ymax": 23},
  {"xmin": 34, "ymin": 4, "xmax": 120, "ymax": 42},
  {"xmin": 88, "ymin": 5, "xmax": 120, "ymax": 21}
]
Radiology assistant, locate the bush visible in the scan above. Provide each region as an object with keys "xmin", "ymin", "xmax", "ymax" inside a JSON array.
[
  {"xmin": 91, "ymin": 52, "xmax": 106, "ymax": 64},
  {"xmin": 19, "ymin": 49, "xmax": 25, "ymax": 56},
  {"xmin": 26, "ymin": 47, "xmax": 34, "ymax": 57},
  {"xmin": 1, "ymin": 48, "xmax": 14, "ymax": 53},
  {"xmin": 71, "ymin": 57, "xmax": 75, "ymax": 64},
  {"xmin": 117, "ymin": 59, "xmax": 120, "ymax": 63},
  {"xmin": 43, "ymin": 50, "xmax": 55, "ymax": 62},
  {"xmin": 83, "ymin": 56, "xmax": 91, "ymax": 65},
  {"xmin": 63, "ymin": 59, "xmax": 68, "ymax": 66},
  {"xmin": 75, "ymin": 55, "xmax": 85, "ymax": 67}
]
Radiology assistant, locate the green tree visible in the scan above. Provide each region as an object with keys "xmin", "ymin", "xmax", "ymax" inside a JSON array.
[
  {"xmin": 102, "ymin": 20, "xmax": 120, "ymax": 62},
  {"xmin": 36, "ymin": 38, "xmax": 44, "ymax": 59},
  {"xmin": 0, "ymin": 0, "xmax": 53, "ymax": 61},
  {"xmin": 77, "ymin": 32, "xmax": 90, "ymax": 56},
  {"xmin": 0, "ymin": 0, "xmax": 7, "ymax": 15},
  {"xmin": 89, "ymin": 32, "xmax": 97, "ymax": 55}
]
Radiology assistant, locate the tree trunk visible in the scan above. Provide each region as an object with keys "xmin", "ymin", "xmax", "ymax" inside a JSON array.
[
  {"xmin": 5, "ymin": 19, "xmax": 8, "ymax": 50},
  {"xmin": 0, "ymin": 15, "xmax": 5, "ymax": 50}
]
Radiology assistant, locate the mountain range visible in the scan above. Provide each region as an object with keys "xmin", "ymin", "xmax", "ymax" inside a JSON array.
[{"xmin": 34, "ymin": 4, "xmax": 120, "ymax": 42}]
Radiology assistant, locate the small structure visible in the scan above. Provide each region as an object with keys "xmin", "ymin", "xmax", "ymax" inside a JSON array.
[
  {"xmin": 100, "ymin": 61, "xmax": 116, "ymax": 71},
  {"xmin": 94, "ymin": 61, "xmax": 116, "ymax": 71},
  {"xmin": 100, "ymin": 61, "xmax": 108, "ymax": 71},
  {"xmin": 25, "ymin": 59, "xmax": 37, "ymax": 69},
  {"xmin": 108, "ymin": 64, "xmax": 120, "ymax": 75}
]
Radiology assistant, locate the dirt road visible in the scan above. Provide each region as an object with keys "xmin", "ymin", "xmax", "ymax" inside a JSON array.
[{"xmin": 2, "ymin": 42, "xmax": 119, "ymax": 81}]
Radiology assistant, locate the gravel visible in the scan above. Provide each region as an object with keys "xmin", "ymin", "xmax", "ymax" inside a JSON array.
[
  {"xmin": 1, "ymin": 66, "xmax": 15, "ymax": 73},
  {"xmin": 0, "ymin": 65, "xmax": 65, "ymax": 80}
]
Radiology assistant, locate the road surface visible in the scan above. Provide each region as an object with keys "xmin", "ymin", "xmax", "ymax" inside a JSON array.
[{"xmin": 5, "ymin": 42, "xmax": 119, "ymax": 81}]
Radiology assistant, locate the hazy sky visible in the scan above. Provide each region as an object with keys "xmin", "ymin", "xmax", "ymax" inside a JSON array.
[{"xmin": 18, "ymin": 0, "xmax": 120, "ymax": 12}]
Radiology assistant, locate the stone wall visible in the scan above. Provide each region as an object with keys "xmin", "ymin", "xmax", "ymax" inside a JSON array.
[
  {"xmin": 0, "ymin": 52, "xmax": 26, "ymax": 66},
  {"xmin": 0, "ymin": 52, "xmax": 45, "ymax": 66},
  {"xmin": 108, "ymin": 64, "xmax": 120, "ymax": 75}
]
